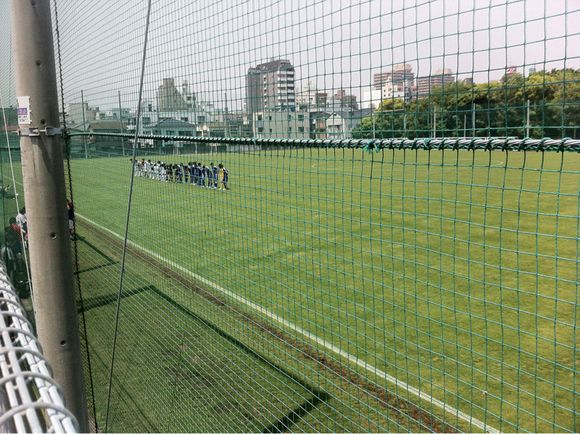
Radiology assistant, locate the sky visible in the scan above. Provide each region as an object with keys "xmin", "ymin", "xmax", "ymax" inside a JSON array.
[{"xmin": 1, "ymin": 0, "xmax": 579, "ymax": 112}]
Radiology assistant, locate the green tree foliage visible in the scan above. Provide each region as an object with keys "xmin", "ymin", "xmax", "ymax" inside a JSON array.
[{"xmin": 353, "ymin": 69, "xmax": 580, "ymax": 140}]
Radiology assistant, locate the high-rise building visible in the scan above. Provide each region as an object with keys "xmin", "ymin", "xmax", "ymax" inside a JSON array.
[
  {"xmin": 246, "ymin": 67, "xmax": 264, "ymax": 116},
  {"xmin": 415, "ymin": 69, "xmax": 455, "ymax": 98},
  {"xmin": 374, "ymin": 64, "xmax": 415, "ymax": 91},
  {"xmin": 246, "ymin": 59, "xmax": 296, "ymax": 117},
  {"xmin": 157, "ymin": 78, "xmax": 188, "ymax": 112}
]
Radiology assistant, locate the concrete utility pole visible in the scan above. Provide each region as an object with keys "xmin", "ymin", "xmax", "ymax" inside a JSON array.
[{"xmin": 10, "ymin": 0, "xmax": 89, "ymax": 430}]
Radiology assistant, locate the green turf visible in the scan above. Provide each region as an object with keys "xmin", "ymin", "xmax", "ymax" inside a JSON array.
[
  {"xmin": 3, "ymin": 146, "xmax": 578, "ymax": 432},
  {"xmin": 73, "ymin": 233, "xmax": 327, "ymax": 432},
  {"xmin": 73, "ymin": 226, "xmax": 417, "ymax": 432}
]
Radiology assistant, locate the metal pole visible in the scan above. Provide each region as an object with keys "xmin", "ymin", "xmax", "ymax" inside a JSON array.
[
  {"xmin": 118, "ymin": 90, "xmax": 125, "ymax": 156},
  {"xmin": 10, "ymin": 1, "xmax": 89, "ymax": 430},
  {"xmin": 472, "ymin": 102, "xmax": 476, "ymax": 136},
  {"xmin": 81, "ymin": 90, "xmax": 87, "ymax": 158},
  {"xmin": 224, "ymin": 92, "xmax": 230, "ymax": 138},
  {"xmin": 432, "ymin": 107, "xmax": 437, "ymax": 138},
  {"xmin": 526, "ymin": 99, "xmax": 530, "ymax": 137}
]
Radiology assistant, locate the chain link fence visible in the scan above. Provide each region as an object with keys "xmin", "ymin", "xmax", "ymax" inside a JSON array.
[{"xmin": 1, "ymin": 0, "xmax": 579, "ymax": 432}]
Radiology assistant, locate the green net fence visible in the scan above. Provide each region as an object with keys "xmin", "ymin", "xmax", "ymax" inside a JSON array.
[{"xmin": 1, "ymin": 0, "xmax": 579, "ymax": 432}]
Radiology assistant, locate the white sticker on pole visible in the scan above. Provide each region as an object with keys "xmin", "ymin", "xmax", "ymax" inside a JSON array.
[{"xmin": 17, "ymin": 96, "xmax": 31, "ymax": 125}]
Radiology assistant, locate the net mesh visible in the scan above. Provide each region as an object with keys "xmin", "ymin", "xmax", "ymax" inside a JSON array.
[{"xmin": 1, "ymin": 0, "xmax": 579, "ymax": 432}]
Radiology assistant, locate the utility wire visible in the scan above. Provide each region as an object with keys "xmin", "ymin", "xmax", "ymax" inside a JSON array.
[{"xmin": 104, "ymin": 0, "xmax": 153, "ymax": 430}]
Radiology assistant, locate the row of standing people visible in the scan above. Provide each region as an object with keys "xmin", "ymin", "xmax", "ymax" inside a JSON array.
[{"xmin": 133, "ymin": 159, "xmax": 230, "ymax": 190}]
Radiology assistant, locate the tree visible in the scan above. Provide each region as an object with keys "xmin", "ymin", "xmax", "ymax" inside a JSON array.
[{"xmin": 353, "ymin": 68, "xmax": 580, "ymax": 140}]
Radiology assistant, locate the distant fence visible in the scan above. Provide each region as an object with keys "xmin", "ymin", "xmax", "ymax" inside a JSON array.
[{"xmin": 1, "ymin": 0, "xmax": 579, "ymax": 432}]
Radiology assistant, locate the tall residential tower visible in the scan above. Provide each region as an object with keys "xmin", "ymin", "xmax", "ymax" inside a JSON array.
[{"xmin": 246, "ymin": 59, "xmax": 296, "ymax": 117}]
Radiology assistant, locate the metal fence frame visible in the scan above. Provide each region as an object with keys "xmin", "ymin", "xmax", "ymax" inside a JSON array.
[{"xmin": 0, "ymin": 261, "xmax": 78, "ymax": 433}]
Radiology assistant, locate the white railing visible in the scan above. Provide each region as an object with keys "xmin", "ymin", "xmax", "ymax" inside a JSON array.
[{"xmin": 0, "ymin": 262, "xmax": 78, "ymax": 433}]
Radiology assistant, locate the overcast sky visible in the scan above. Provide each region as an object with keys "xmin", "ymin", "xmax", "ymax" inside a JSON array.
[{"xmin": 1, "ymin": 0, "xmax": 579, "ymax": 111}]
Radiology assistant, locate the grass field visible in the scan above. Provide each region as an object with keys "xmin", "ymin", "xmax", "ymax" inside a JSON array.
[
  {"xmin": 3, "ymin": 146, "xmax": 579, "ymax": 432},
  {"xmin": 71, "ymin": 222, "xmax": 430, "ymax": 432}
]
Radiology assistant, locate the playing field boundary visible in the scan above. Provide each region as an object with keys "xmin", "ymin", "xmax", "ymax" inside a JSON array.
[{"xmin": 75, "ymin": 211, "xmax": 499, "ymax": 433}]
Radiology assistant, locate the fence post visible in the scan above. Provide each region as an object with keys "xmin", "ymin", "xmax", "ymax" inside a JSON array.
[
  {"xmin": 10, "ymin": 0, "xmax": 89, "ymax": 430},
  {"xmin": 81, "ymin": 90, "xmax": 88, "ymax": 158}
]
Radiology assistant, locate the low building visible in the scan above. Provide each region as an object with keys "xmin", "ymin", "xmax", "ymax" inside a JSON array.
[
  {"xmin": 361, "ymin": 89, "xmax": 383, "ymax": 110},
  {"xmin": 328, "ymin": 89, "xmax": 358, "ymax": 111},
  {"xmin": 297, "ymin": 81, "xmax": 328, "ymax": 110},
  {"xmin": 87, "ymin": 120, "xmax": 126, "ymax": 148},
  {"xmin": 325, "ymin": 109, "xmax": 373, "ymax": 139},
  {"xmin": 66, "ymin": 102, "xmax": 98, "ymax": 125},
  {"xmin": 139, "ymin": 118, "xmax": 199, "ymax": 150},
  {"xmin": 66, "ymin": 120, "xmax": 128, "ymax": 156},
  {"xmin": 101, "ymin": 107, "xmax": 132, "ymax": 121},
  {"xmin": 362, "ymin": 81, "xmax": 409, "ymax": 110},
  {"xmin": 143, "ymin": 118, "xmax": 197, "ymax": 137},
  {"xmin": 142, "ymin": 118, "xmax": 197, "ymax": 148},
  {"xmin": 253, "ymin": 111, "xmax": 310, "ymax": 139}
]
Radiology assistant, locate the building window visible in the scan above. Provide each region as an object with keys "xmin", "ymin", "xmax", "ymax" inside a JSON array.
[
  {"xmin": 165, "ymin": 130, "xmax": 175, "ymax": 136},
  {"xmin": 142, "ymin": 117, "xmax": 151, "ymax": 125},
  {"xmin": 197, "ymin": 116, "xmax": 206, "ymax": 123},
  {"xmin": 178, "ymin": 131, "xmax": 193, "ymax": 136},
  {"xmin": 257, "ymin": 114, "xmax": 263, "ymax": 121},
  {"xmin": 180, "ymin": 117, "xmax": 188, "ymax": 122},
  {"xmin": 258, "ymin": 127, "xmax": 264, "ymax": 133},
  {"xmin": 298, "ymin": 127, "xmax": 304, "ymax": 132},
  {"xmin": 297, "ymin": 114, "xmax": 304, "ymax": 121}
]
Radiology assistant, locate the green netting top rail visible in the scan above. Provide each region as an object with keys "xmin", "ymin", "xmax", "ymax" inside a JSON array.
[{"xmin": 67, "ymin": 133, "xmax": 580, "ymax": 153}]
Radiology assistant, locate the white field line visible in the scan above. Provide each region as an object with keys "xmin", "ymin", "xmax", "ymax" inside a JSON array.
[
  {"xmin": 76, "ymin": 212, "xmax": 497, "ymax": 433},
  {"xmin": 9, "ymin": 178, "xmax": 497, "ymax": 432}
]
